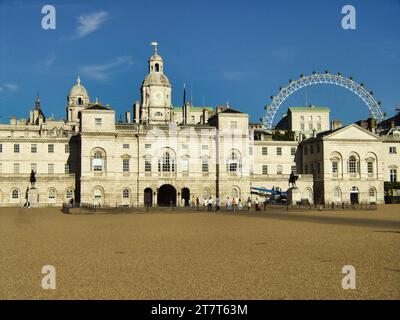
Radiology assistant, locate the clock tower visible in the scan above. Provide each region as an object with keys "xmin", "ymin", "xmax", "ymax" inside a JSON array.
[{"xmin": 140, "ymin": 42, "xmax": 173, "ymax": 124}]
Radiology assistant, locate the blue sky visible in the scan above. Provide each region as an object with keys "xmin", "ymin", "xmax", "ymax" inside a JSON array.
[{"xmin": 0, "ymin": 0, "xmax": 399, "ymax": 124}]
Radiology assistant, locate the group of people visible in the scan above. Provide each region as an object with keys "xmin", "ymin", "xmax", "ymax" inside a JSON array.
[{"xmin": 188, "ymin": 195, "xmax": 265, "ymax": 212}]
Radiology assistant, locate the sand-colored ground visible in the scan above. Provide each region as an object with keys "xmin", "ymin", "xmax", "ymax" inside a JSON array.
[{"xmin": 0, "ymin": 205, "xmax": 399, "ymax": 300}]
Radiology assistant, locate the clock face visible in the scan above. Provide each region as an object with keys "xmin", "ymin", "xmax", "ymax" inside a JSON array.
[{"xmin": 152, "ymin": 92, "xmax": 162, "ymax": 102}]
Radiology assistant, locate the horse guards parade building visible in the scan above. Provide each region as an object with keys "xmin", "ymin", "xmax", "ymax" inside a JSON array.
[{"xmin": 0, "ymin": 43, "xmax": 399, "ymax": 208}]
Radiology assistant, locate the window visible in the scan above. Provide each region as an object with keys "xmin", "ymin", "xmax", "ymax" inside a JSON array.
[
  {"xmin": 14, "ymin": 144, "xmax": 20, "ymax": 153},
  {"xmin": 145, "ymin": 158, "xmax": 152, "ymax": 172},
  {"xmin": 300, "ymin": 116, "xmax": 305, "ymax": 121},
  {"xmin": 155, "ymin": 112, "xmax": 163, "ymax": 116},
  {"xmin": 291, "ymin": 166, "xmax": 297, "ymax": 174},
  {"xmin": 291, "ymin": 147, "xmax": 296, "ymax": 156},
  {"xmin": 0, "ymin": 144, "xmax": 2, "ymax": 152},
  {"xmin": 277, "ymin": 165, "xmax": 282, "ymax": 175},
  {"xmin": 65, "ymin": 164, "xmax": 70, "ymax": 174},
  {"xmin": 202, "ymin": 145, "xmax": 208, "ymax": 150},
  {"xmin": 123, "ymin": 189, "xmax": 130, "ymax": 199},
  {"xmin": 333, "ymin": 187, "xmax": 341, "ymax": 199},
  {"xmin": 276, "ymin": 147, "xmax": 282, "ymax": 156},
  {"xmin": 145, "ymin": 144, "xmax": 151, "ymax": 149},
  {"xmin": 31, "ymin": 163, "xmax": 37, "ymax": 172},
  {"xmin": 332, "ymin": 161, "xmax": 338, "ymax": 174},
  {"xmin": 95, "ymin": 118, "xmax": 102, "ymax": 125},
  {"xmin": 181, "ymin": 144, "xmax": 188, "ymax": 149},
  {"xmin": 389, "ymin": 147, "xmax": 397, "ymax": 154},
  {"xmin": 158, "ymin": 152, "xmax": 175, "ymax": 172},
  {"xmin": 317, "ymin": 123, "xmax": 322, "ymax": 131},
  {"xmin": 93, "ymin": 152, "xmax": 103, "ymax": 172},
  {"xmin": 230, "ymin": 121, "xmax": 237, "ymax": 129},
  {"xmin": 390, "ymin": 169, "xmax": 397, "ymax": 183},
  {"xmin": 262, "ymin": 147, "xmax": 268, "ymax": 156},
  {"xmin": 48, "ymin": 163, "xmax": 54, "ymax": 175},
  {"xmin": 227, "ymin": 151, "xmax": 240, "ymax": 173},
  {"xmin": 202, "ymin": 158, "xmax": 209, "ymax": 172},
  {"xmin": 12, "ymin": 189, "xmax": 19, "ymax": 199},
  {"xmin": 300, "ymin": 123, "xmax": 305, "ymax": 130},
  {"xmin": 48, "ymin": 144, "xmax": 54, "ymax": 153},
  {"xmin": 367, "ymin": 161, "xmax": 374, "ymax": 175},
  {"xmin": 123, "ymin": 159, "xmax": 130, "ymax": 172},
  {"xmin": 13, "ymin": 163, "xmax": 20, "ymax": 174},
  {"xmin": 123, "ymin": 144, "xmax": 129, "ymax": 149},
  {"xmin": 65, "ymin": 144, "xmax": 70, "ymax": 153},
  {"xmin": 309, "ymin": 123, "xmax": 313, "ymax": 130},
  {"xmin": 48, "ymin": 189, "xmax": 56, "ymax": 199},
  {"xmin": 66, "ymin": 189, "xmax": 73, "ymax": 199},
  {"xmin": 348, "ymin": 156, "xmax": 358, "ymax": 174},
  {"xmin": 304, "ymin": 146, "xmax": 308, "ymax": 156},
  {"xmin": 369, "ymin": 188, "xmax": 375, "ymax": 197},
  {"xmin": 94, "ymin": 189, "xmax": 102, "ymax": 200},
  {"xmin": 308, "ymin": 116, "xmax": 313, "ymax": 121},
  {"xmin": 31, "ymin": 144, "xmax": 37, "ymax": 153},
  {"xmin": 316, "ymin": 116, "xmax": 321, "ymax": 122},
  {"xmin": 155, "ymin": 63, "xmax": 160, "ymax": 72},
  {"xmin": 181, "ymin": 159, "xmax": 189, "ymax": 173},
  {"xmin": 262, "ymin": 165, "xmax": 268, "ymax": 175},
  {"xmin": 249, "ymin": 147, "xmax": 253, "ymax": 156}
]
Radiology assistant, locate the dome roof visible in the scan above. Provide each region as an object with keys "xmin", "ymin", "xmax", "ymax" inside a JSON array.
[
  {"xmin": 142, "ymin": 72, "xmax": 171, "ymax": 87},
  {"xmin": 149, "ymin": 53, "xmax": 163, "ymax": 62},
  {"xmin": 69, "ymin": 77, "xmax": 88, "ymax": 98}
]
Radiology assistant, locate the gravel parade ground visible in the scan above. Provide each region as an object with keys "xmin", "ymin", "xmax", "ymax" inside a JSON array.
[{"xmin": 1, "ymin": 205, "xmax": 399, "ymax": 299}]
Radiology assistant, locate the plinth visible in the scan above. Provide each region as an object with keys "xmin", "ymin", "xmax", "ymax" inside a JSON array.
[
  {"xmin": 287, "ymin": 187, "xmax": 301, "ymax": 205},
  {"xmin": 27, "ymin": 187, "xmax": 39, "ymax": 206}
]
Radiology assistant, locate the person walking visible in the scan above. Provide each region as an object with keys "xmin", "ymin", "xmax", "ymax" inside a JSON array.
[
  {"xmin": 238, "ymin": 198, "xmax": 243, "ymax": 210},
  {"xmin": 203, "ymin": 198, "xmax": 208, "ymax": 211},
  {"xmin": 255, "ymin": 198, "xmax": 260, "ymax": 211},
  {"xmin": 216, "ymin": 197, "xmax": 220, "ymax": 211},
  {"xmin": 196, "ymin": 197, "xmax": 200, "ymax": 211},
  {"xmin": 208, "ymin": 197, "xmax": 213, "ymax": 211},
  {"xmin": 247, "ymin": 197, "xmax": 252, "ymax": 211},
  {"xmin": 227, "ymin": 197, "xmax": 232, "ymax": 211},
  {"xmin": 232, "ymin": 198, "xmax": 237, "ymax": 213}
]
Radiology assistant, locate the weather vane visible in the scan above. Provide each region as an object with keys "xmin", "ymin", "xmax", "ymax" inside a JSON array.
[{"xmin": 151, "ymin": 41, "xmax": 158, "ymax": 54}]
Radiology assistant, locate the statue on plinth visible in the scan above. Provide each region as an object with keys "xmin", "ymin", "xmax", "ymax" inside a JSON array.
[{"xmin": 288, "ymin": 172, "xmax": 298, "ymax": 188}]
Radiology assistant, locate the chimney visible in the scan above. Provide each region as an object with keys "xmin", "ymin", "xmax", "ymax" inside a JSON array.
[
  {"xmin": 125, "ymin": 110, "xmax": 131, "ymax": 123},
  {"xmin": 331, "ymin": 120, "xmax": 342, "ymax": 131},
  {"xmin": 133, "ymin": 101, "xmax": 140, "ymax": 123},
  {"xmin": 368, "ymin": 118, "xmax": 376, "ymax": 133},
  {"xmin": 183, "ymin": 101, "xmax": 190, "ymax": 124},
  {"xmin": 202, "ymin": 108, "xmax": 208, "ymax": 124}
]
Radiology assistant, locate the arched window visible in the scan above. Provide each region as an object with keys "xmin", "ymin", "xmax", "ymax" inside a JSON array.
[
  {"xmin": 48, "ymin": 189, "xmax": 56, "ymax": 199},
  {"xmin": 12, "ymin": 189, "xmax": 19, "ymax": 199},
  {"xmin": 91, "ymin": 148, "xmax": 106, "ymax": 172},
  {"xmin": 155, "ymin": 63, "xmax": 160, "ymax": 72},
  {"xmin": 369, "ymin": 187, "xmax": 376, "ymax": 197},
  {"xmin": 333, "ymin": 187, "xmax": 341, "ymax": 201},
  {"xmin": 94, "ymin": 189, "xmax": 102, "ymax": 200},
  {"xmin": 78, "ymin": 97, "xmax": 82, "ymax": 105},
  {"xmin": 66, "ymin": 189, "xmax": 73, "ymax": 200},
  {"xmin": 231, "ymin": 187, "xmax": 240, "ymax": 199},
  {"xmin": 226, "ymin": 150, "xmax": 241, "ymax": 173},
  {"xmin": 203, "ymin": 188, "xmax": 210, "ymax": 199},
  {"xmin": 123, "ymin": 189, "xmax": 130, "ymax": 199},
  {"xmin": 158, "ymin": 152, "xmax": 175, "ymax": 172},
  {"xmin": 348, "ymin": 155, "xmax": 358, "ymax": 174}
]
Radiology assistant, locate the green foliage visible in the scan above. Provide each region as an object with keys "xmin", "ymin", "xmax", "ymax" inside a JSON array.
[{"xmin": 272, "ymin": 130, "xmax": 295, "ymax": 141}]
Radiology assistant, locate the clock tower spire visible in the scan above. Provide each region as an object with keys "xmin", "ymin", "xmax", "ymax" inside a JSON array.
[{"xmin": 139, "ymin": 42, "xmax": 172, "ymax": 124}]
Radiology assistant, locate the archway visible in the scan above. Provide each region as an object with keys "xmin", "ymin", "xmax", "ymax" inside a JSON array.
[
  {"xmin": 350, "ymin": 186, "xmax": 359, "ymax": 204},
  {"xmin": 262, "ymin": 72, "xmax": 384, "ymax": 129},
  {"xmin": 144, "ymin": 188, "xmax": 153, "ymax": 207},
  {"xmin": 181, "ymin": 187, "xmax": 190, "ymax": 206},
  {"xmin": 157, "ymin": 184, "xmax": 176, "ymax": 206}
]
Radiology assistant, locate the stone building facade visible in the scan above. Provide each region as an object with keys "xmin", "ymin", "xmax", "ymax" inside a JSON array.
[{"xmin": 0, "ymin": 44, "xmax": 398, "ymax": 207}]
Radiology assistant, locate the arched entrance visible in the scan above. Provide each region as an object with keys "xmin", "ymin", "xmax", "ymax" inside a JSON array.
[
  {"xmin": 158, "ymin": 184, "xmax": 176, "ymax": 206},
  {"xmin": 350, "ymin": 186, "xmax": 359, "ymax": 204},
  {"xmin": 181, "ymin": 188, "xmax": 190, "ymax": 206},
  {"xmin": 144, "ymin": 188, "xmax": 153, "ymax": 207}
]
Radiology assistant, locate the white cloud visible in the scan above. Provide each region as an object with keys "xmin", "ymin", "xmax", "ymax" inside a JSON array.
[
  {"xmin": 79, "ymin": 56, "xmax": 134, "ymax": 81},
  {"xmin": 76, "ymin": 11, "xmax": 109, "ymax": 38},
  {"xmin": 0, "ymin": 83, "xmax": 19, "ymax": 99}
]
